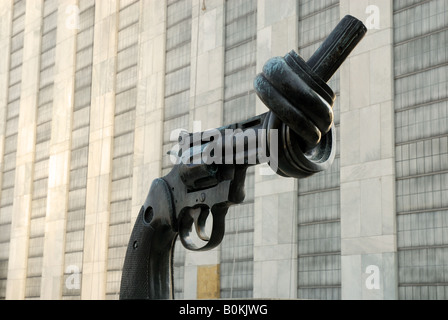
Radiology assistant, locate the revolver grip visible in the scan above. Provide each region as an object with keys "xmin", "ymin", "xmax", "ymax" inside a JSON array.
[{"xmin": 120, "ymin": 179, "xmax": 177, "ymax": 300}]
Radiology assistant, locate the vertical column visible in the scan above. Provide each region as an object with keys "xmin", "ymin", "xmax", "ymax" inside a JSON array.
[
  {"xmin": 106, "ymin": 0, "xmax": 141, "ymax": 299},
  {"xmin": 163, "ymin": 0, "xmax": 192, "ymax": 299},
  {"xmin": 189, "ymin": 0, "xmax": 224, "ymax": 129},
  {"xmin": 220, "ymin": 0, "xmax": 257, "ymax": 299},
  {"xmin": 183, "ymin": 0, "xmax": 226, "ymax": 300},
  {"xmin": 0, "ymin": 0, "xmax": 13, "ymax": 300},
  {"xmin": 253, "ymin": 0, "xmax": 299, "ymax": 299},
  {"xmin": 339, "ymin": 0, "xmax": 397, "ymax": 300},
  {"xmin": 26, "ymin": 0, "xmax": 59, "ymax": 299},
  {"xmin": 6, "ymin": 0, "xmax": 43, "ymax": 300},
  {"xmin": 40, "ymin": 0, "xmax": 78, "ymax": 299},
  {"xmin": 296, "ymin": 0, "xmax": 342, "ymax": 301},
  {"xmin": 127, "ymin": 0, "xmax": 167, "ymax": 297},
  {"xmin": 162, "ymin": 0, "xmax": 192, "ymax": 180},
  {"xmin": 129, "ymin": 0, "xmax": 169, "ymax": 295},
  {"xmin": 63, "ymin": 0, "xmax": 96, "ymax": 300},
  {"xmin": 131, "ymin": 0, "xmax": 166, "ymax": 233},
  {"xmin": 81, "ymin": 0, "xmax": 118, "ymax": 300}
]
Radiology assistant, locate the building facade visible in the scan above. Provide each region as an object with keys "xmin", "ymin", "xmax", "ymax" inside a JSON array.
[{"xmin": 0, "ymin": 0, "xmax": 447, "ymax": 300}]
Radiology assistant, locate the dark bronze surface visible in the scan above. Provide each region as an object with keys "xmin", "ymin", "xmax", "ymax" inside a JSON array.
[{"xmin": 119, "ymin": 15, "xmax": 367, "ymax": 300}]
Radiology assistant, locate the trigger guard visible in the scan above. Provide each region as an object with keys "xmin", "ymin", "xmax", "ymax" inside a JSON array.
[
  {"xmin": 179, "ymin": 206, "xmax": 228, "ymax": 252},
  {"xmin": 196, "ymin": 208, "xmax": 211, "ymax": 242}
]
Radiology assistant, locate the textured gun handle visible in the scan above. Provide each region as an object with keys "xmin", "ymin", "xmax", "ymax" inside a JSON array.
[{"xmin": 120, "ymin": 179, "xmax": 177, "ymax": 300}]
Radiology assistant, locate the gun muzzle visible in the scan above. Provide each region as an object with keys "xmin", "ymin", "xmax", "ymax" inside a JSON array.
[{"xmin": 256, "ymin": 15, "xmax": 367, "ymax": 179}]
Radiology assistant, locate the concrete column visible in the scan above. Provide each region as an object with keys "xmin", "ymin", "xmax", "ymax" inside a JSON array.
[
  {"xmin": 183, "ymin": 0, "xmax": 226, "ymax": 300},
  {"xmin": 0, "ymin": 2, "xmax": 12, "ymax": 202},
  {"xmin": 339, "ymin": 0, "xmax": 398, "ymax": 300},
  {"xmin": 254, "ymin": 0, "xmax": 299, "ymax": 299},
  {"xmin": 131, "ymin": 0, "xmax": 166, "ymax": 225},
  {"xmin": 0, "ymin": 0, "xmax": 12, "ymax": 300},
  {"xmin": 81, "ymin": 0, "xmax": 118, "ymax": 300},
  {"xmin": 6, "ymin": 0, "xmax": 43, "ymax": 300},
  {"xmin": 40, "ymin": 0, "xmax": 78, "ymax": 299},
  {"xmin": 189, "ymin": 0, "xmax": 225, "ymax": 130},
  {"xmin": 0, "ymin": 0, "xmax": 12, "ymax": 157}
]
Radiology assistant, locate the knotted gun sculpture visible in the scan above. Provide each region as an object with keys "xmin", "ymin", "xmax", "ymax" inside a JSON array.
[{"xmin": 120, "ymin": 15, "xmax": 367, "ymax": 300}]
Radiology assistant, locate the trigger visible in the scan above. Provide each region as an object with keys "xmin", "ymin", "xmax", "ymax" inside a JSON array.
[{"xmin": 189, "ymin": 207, "xmax": 210, "ymax": 242}]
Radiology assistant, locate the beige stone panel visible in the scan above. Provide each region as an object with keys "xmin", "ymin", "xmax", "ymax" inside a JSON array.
[
  {"xmin": 341, "ymin": 158, "xmax": 395, "ymax": 183},
  {"xmin": 380, "ymin": 100, "xmax": 395, "ymax": 159},
  {"xmin": 253, "ymin": 0, "xmax": 299, "ymax": 299},
  {"xmin": 256, "ymin": 194, "xmax": 279, "ymax": 246},
  {"xmin": 15, "ymin": 93, "xmax": 39, "ymax": 167},
  {"xmin": 140, "ymin": 0, "xmax": 166, "ymax": 41},
  {"xmin": 93, "ymin": 1, "xmax": 118, "ymax": 63},
  {"xmin": 254, "ymin": 243, "xmax": 298, "ymax": 262},
  {"xmin": 55, "ymin": 0, "xmax": 78, "ymax": 44},
  {"xmin": 0, "ymin": 0, "xmax": 12, "ymax": 199},
  {"xmin": 40, "ymin": 0, "xmax": 77, "ymax": 300},
  {"xmin": 360, "ymin": 103, "xmax": 381, "ymax": 162},
  {"xmin": 360, "ymin": 178, "xmax": 383, "ymax": 237},
  {"xmin": 340, "ymin": 255, "xmax": 362, "ymax": 299},
  {"xmin": 138, "ymin": 72, "xmax": 164, "ymax": 119},
  {"xmin": 6, "ymin": 234, "xmax": 30, "ymax": 298},
  {"xmin": 82, "ymin": 218, "xmax": 110, "ymax": 265},
  {"xmin": 342, "ymin": 235, "xmax": 396, "ymax": 256},
  {"xmin": 191, "ymin": 88, "xmax": 223, "ymax": 110},
  {"xmin": 40, "ymin": 219, "xmax": 66, "ymax": 297},
  {"xmin": 81, "ymin": 0, "xmax": 118, "ymax": 300},
  {"xmin": 340, "ymin": 109, "xmax": 361, "ymax": 166},
  {"xmin": 6, "ymin": 0, "xmax": 44, "ymax": 300},
  {"xmin": 254, "ymin": 177, "xmax": 296, "ymax": 198},
  {"xmin": 142, "ymin": 114, "xmax": 164, "ymax": 163},
  {"xmin": 197, "ymin": 7, "xmax": 218, "ymax": 53},
  {"xmin": 82, "ymin": 213, "xmax": 110, "ymax": 299},
  {"xmin": 189, "ymin": 0, "xmax": 225, "ymax": 131},
  {"xmin": 131, "ymin": 0, "xmax": 166, "ymax": 224},
  {"xmin": 369, "ymin": 45, "xmax": 393, "ymax": 105},
  {"xmin": 0, "ymin": 2, "xmax": 12, "ymax": 76},
  {"xmin": 183, "ymin": 265, "xmax": 198, "ymax": 299},
  {"xmin": 51, "ymin": 77, "xmax": 76, "ymax": 148},
  {"xmin": 253, "ymin": 258, "xmax": 296, "ymax": 299},
  {"xmin": 349, "ymin": 52, "xmax": 371, "ymax": 110},
  {"xmin": 80, "ymin": 218, "xmax": 109, "ymax": 299},
  {"xmin": 0, "ymin": 1, "xmax": 13, "ymax": 40},
  {"xmin": 341, "ymin": 180, "xmax": 362, "ymax": 238},
  {"xmin": 339, "ymin": 0, "xmax": 397, "ymax": 300},
  {"xmin": 131, "ymin": 120, "xmax": 164, "ymax": 209},
  {"xmin": 86, "ymin": 174, "xmax": 112, "ymax": 221},
  {"xmin": 21, "ymin": 5, "xmax": 42, "ymax": 65},
  {"xmin": 195, "ymin": 48, "xmax": 225, "ymax": 97},
  {"xmin": 381, "ymin": 175, "xmax": 396, "ymax": 235},
  {"xmin": 87, "ymin": 129, "xmax": 113, "ymax": 178},
  {"xmin": 192, "ymin": 100, "xmax": 223, "ymax": 130}
]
